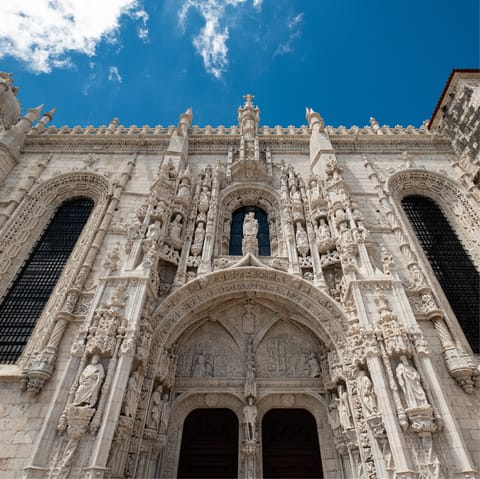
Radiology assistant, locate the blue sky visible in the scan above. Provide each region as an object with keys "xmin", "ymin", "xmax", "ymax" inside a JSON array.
[{"xmin": 0, "ymin": 0, "xmax": 478, "ymax": 129}]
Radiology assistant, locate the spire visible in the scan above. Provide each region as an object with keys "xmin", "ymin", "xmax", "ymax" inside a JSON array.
[
  {"xmin": 305, "ymin": 107, "xmax": 324, "ymax": 132},
  {"xmin": 238, "ymin": 93, "xmax": 260, "ymax": 139},
  {"xmin": 178, "ymin": 107, "xmax": 193, "ymax": 136},
  {"xmin": 32, "ymin": 107, "xmax": 56, "ymax": 133}
]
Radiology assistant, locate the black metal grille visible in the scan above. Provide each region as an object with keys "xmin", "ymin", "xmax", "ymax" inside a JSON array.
[
  {"xmin": 0, "ymin": 197, "xmax": 94, "ymax": 363},
  {"xmin": 402, "ymin": 195, "xmax": 480, "ymax": 353},
  {"xmin": 229, "ymin": 206, "xmax": 270, "ymax": 256}
]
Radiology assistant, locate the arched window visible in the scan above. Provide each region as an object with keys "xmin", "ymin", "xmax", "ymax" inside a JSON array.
[
  {"xmin": 0, "ymin": 197, "xmax": 94, "ymax": 363},
  {"xmin": 229, "ymin": 206, "xmax": 270, "ymax": 256},
  {"xmin": 401, "ymin": 195, "xmax": 480, "ymax": 353}
]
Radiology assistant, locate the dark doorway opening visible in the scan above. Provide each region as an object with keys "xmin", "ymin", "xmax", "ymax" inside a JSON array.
[
  {"xmin": 177, "ymin": 408, "xmax": 238, "ymax": 479},
  {"xmin": 262, "ymin": 409, "xmax": 323, "ymax": 479}
]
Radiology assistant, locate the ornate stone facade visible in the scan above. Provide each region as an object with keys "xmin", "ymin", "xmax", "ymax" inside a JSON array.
[{"xmin": 0, "ymin": 72, "xmax": 479, "ymax": 478}]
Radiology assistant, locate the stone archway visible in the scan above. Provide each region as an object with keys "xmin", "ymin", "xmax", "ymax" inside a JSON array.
[
  {"xmin": 152, "ymin": 266, "xmax": 347, "ymax": 351},
  {"xmin": 150, "ymin": 266, "xmax": 348, "ymax": 478}
]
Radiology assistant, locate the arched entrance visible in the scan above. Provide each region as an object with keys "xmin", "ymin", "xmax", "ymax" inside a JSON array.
[
  {"xmin": 177, "ymin": 408, "xmax": 239, "ymax": 478},
  {"xmin": 262, "ymin": 409, "xmax": 323, "ymax": 479},
  {"xmin": 153, "ymin": 267, "xmax": 347, "ymax": 478}
]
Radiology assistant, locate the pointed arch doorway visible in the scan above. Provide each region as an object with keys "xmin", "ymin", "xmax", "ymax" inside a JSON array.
[
  {"xmin": 262, "ymin": 409, "xmax": 323, "ymax": 479},
  {"xmin": 177, "ymin": 408, "xmax": 239, "ymax": 478}
]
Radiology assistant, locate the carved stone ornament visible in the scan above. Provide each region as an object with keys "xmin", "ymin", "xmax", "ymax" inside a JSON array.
[{"xmin": 375, "ymin": 290, "xmax": 412, "ymax": 357}]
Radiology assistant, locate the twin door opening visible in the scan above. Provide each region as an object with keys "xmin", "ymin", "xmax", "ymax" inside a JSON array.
[{"xmin": 177, "ymin": 408, "xmax": 323, "ymax": 479}]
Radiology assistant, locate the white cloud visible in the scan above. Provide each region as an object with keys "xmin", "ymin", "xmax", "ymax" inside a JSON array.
[
  {"xmin": 274, "ymin": 12, "xmax": 303, "ymax": 57},
  {"xmin": 133, "ymin": 8, "xmax": 149, "ymax": 41},
  {"xmin": 108, "ymin": 66, "xmax": 123, "ymax": 83},
  {"xmin": 179, "ymin": 0, "xmax": 261, "ymax": 79},
  {"xmin": 0, "ymin": 0, "xmax": 149, "ymax": 73}
]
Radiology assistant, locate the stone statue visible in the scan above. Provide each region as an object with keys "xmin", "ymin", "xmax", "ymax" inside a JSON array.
[
  {"xmin": 327, "ymin": 394, "xmax": 341, "ymax": 432},
  {"xmin": 168, "ymin": 214, "xmax": 183, "ymax": 242},
  {"xmin": 316, "ymin": 218, "xmax": 331, "ymax": 241},
  {"xmin": 295, "ymin": 223, "xmax": 310, "ymax": 257},
  {"xmin": 243, "ymin": 212, "xmax": 258, "ymax": 238},
  {"xmin": 396, "ymin": 356, "xmax": 430, "ymax": 409},
  {"xmin": 146, "ymin": 220, "xmax": 161, "ymax": 242},
  {"xmin": 339, "ymin": 222, "xmax": 353, "ymax": 244},
  {"xmin": 198, "ymin": 186, "xmax": 211, "ymax": 213},
  {"xmin": 159, "ymin": 393, "xmax": 171, "ymax": 434},
  {"xmin": 72, "ymin": 355, "xmax": 105, "ymax": 408},
  {"xmin": 148, "ymin": 386, "xmax": 162, "ymax": 430},
  {"xmin": 243, "ymin": 397, "xmax": 258, "ymax": 441},
  {"xmin": 305, "ymin": 352, "xmax": 321, "ymax": 378},
  {"xmin": 191, "ymin": 222, "xmax": 206, "ymax": 256},
  {"xmin": 175, "ymin": 178, "xmax": 191, "ymax": 208},
  {"xmin": 337, "ymin": 386, "xmax": 353, "ymax": 429},
  {"xmin": 357, "ymin": 370, "xmax": 378, "ymax": 416},
  {"xmin": 122, "ymin": 369, "xmax": 140, "ymax": 418}
]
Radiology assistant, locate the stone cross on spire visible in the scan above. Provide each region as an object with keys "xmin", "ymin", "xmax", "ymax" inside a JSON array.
[{"xmin": 243, "ymin": 93, "xmax": 255, "ymax": 108}]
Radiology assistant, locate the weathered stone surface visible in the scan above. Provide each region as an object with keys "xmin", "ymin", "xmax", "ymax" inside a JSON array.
[{"xmin": 0, "ymin": 72, "xmax": 478, "ymax": 479}]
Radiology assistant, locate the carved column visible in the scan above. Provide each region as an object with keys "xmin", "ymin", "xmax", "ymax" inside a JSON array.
[
  {"xmin": 199, "ymin": 165, "xmax": 219, "ymax": 273},
  {"xmin": 84, "ymin": 278, "xmax": 149, "ymax": 479},
  {"xmin": 349, "ymin": 284, "xmax": 418, "ymax": 477}
]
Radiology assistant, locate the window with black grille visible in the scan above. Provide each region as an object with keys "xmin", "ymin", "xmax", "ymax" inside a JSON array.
[
  {"xmin": 229, "ymin": 206, "xmax": 270, "ymax": 256},
  {"xmin": 0, "ymin": 197, "xmax": 94, "ymax": 363},
  {"xmin": 402, "ymin": 195, "xmax": 480, "ymax": 353}
]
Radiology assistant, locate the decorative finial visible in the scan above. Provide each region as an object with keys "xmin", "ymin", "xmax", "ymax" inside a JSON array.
[
  {"xmin": 243, "ymin": 94, "xmax": 255, "ymax": 108},
  {"xmin": 305, "ymin": 107, "xmax": 324, "ymax": 132}
]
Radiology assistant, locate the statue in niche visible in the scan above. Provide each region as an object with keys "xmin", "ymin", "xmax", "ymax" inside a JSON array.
[
  {"xmin": 122, "ymin": 369, "xmax": 140, "ymax": 418},
  {"xmin": 175, "ymin": 178, "xmax": 191, "ymax": 207},
  {"xmin": 168, "ymin": 214, "xmax": 183, "ymax": 242},
  {"xmin": 305, "ymin": 352, "xmax": 321, "ymax": 378},
  {"xmin": 148, "ymin": 386, "xmax": 162, "ymax": 430},
  {"xmin": 357, "ymin": 370, "xmax": 378, "ymax": 416},
  {"xmin": 192, "ymin": 351, "xmax": 213, "ymax": 377},
  {"xmin": 309, "ymin": 179, "xmax": 321, "ymax": 202},
  {"xmin": 159, "ymin": 393, "xmax": 171, "ymax": 434},
  {"xmin": 338, "ymin": 221, "xmax": 353, "ymax": 244},
  {"xmin": 327, "ymin": 394, "xmax": 341, "ymax": 432},
  {"xmin": 198, "ymin": 186, "xmax": 211, "ymax": 213},
  {"xmin": 72, "ymin": 355, "xmax": 105, "ymax": 408},
  {"xmin": 396, "ymin": 356, "xmax": 430, "ymax": 409},
  {"xmin": 146, "ymin": 220, "xmax": 161, "ymax": 242},
  {"xmin": 191, "ymin": 222, "xmax": 206, "ymax": 256},
  {"xmin": 337, "ymin": 385, "xmax": 353, "ymax": 429},
  {"xmin": 290, "ymin": 185, "xmax": 305, "ymax": 221},
  {"xmin": 243, "ymin": 212, "xmax": 258, "ymax": 237},
  {"xmin": 315, "ymin": 218, "xmax": 331, "ymax": 241},
  {"xmin": 243, "ymin": 396, "xmax": 258, "ymax": 441},
  {"xmin": 295, "ymin": 223, "xmax": 310, "ymax": 257}
]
